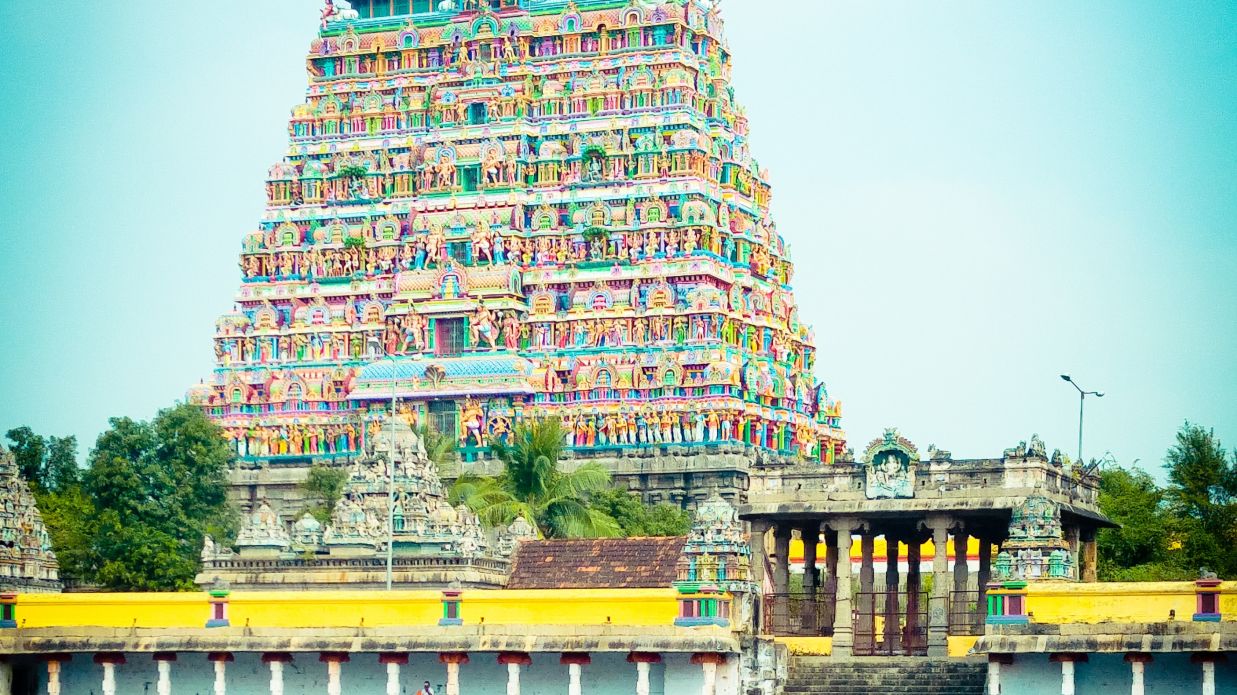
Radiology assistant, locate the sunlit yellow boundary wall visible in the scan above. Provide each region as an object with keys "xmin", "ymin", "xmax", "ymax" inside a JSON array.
[
  {"xmin": 1020, "ymin": 581, "xmax": 1237, "ymax": 624},
  {"xmin": 11, "ymin": 589, "xmax": 680, "ymax": 630}
]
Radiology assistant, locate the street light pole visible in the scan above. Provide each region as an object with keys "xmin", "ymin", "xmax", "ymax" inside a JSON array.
[
  {"xmin": 1060, "ymin": 375, "xmax": 1104, "ymax": 464},
  {"xmin": 387, "ymin": 356, "xmax": 397, "ymax": 591}
]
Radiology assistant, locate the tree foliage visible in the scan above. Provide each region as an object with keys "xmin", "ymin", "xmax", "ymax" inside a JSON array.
[
  {"xmin": 4, "ymin": 427, "xmax": 79, "ymax": 492},
  {"xmin": 1098, "ymin": 422, "xmax": 1237, "ymax": 580},
  {"xmin": 17, "ymin": 403, "xmax": 237, "ymax": 591},
  {"xmin": 302, "ymin": 463, "xmax": 348, "ymax": 526},
  {"xmin": 591, "ymin": 488, "xmax": 693, "ymax": 537},
  {"xmin": 450, "ymin": 418, "xmax": 620, "ymax": 538}
]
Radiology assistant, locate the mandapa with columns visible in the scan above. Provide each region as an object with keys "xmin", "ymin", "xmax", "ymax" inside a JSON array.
[
  {"xmin": 0, "ymin": 650, "xmax": 739, "ymax": 695},
  {"xmin": 742, "ymin": 430, "xmax": 1112, "ymax": 658}
]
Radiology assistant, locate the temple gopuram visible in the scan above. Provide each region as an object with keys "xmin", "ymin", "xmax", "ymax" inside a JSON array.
[
  {"xmin": 189, "ymin": 0, "xmax": 845, "ymax": 515},
  {"xmin": 0, "ymin": 448, "xmax": 61, "ymax": 596}
]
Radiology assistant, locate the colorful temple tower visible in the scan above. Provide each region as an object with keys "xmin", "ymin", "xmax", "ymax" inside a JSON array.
[
  {"xmin": 190, "ymin": 0, "xmax": 845, "ymax": 508},
  {"xmin": 0, "ymin": 448, "xmax": 61, "ymax": 594}
]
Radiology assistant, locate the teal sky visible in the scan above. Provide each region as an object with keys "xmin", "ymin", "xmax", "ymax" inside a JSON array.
[{"xmin": 0, "ymin": 1, "xmax": 1234, "ymax": 474}]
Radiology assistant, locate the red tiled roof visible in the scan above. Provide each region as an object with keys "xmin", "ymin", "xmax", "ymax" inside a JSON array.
[{"xmin": 507, "ymin": 537, "xmax": 686, "ymax": 589}]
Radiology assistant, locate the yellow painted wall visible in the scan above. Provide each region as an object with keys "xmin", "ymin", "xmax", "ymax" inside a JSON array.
[
  {"xmin": 15, "ymin": 588, "xmax": 680, "ymax": 630},
  {"xmin": 790, "ymin": 537, "xmax": 988, "ymax": 563},
  {"xmin": 465, "ymin": 589, "xmax": 678, "ymax": 626},
  {"xmin": 1023, "ymin": 582, "xmax": 1237, "ymax": 624},
  {"xmin": 775, "ymin": 636, "xmax": 832, "ymax": 656},
  {"xmin": 230, "ymin": 591, "xmax": 442, "ymax": 628},
  {"xmin": 15, "ymin": 593, "xmax": 206, "ymax": 629},
  {"xmin": 948, "ymin": 636, "xmax": 979, "ymax": 657}
]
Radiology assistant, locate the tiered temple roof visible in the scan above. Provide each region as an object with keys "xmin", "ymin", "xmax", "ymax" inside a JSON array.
[
  {"xmin": 190, "ymin": 0, "xmax": 845, "ymax": 488},
  {"xmin": 0, "ymin": 448, "xmax": 61, "ymax": 594}
]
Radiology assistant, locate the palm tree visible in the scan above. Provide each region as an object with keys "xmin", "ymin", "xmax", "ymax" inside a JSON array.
[
  {"xmin": 450, "ymin": 418, "xmax": 620, "ymax": 539},
  {"xmin": 416, "ymin": 423, "xmax": 457, "ymax": 471}
]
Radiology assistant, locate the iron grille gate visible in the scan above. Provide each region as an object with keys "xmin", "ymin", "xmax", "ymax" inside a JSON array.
[
  {"xmin": 763, "ymin": 593, "xmax": 835, "ymax": 636},
  {"xmin": 852, "ymin": 590, "xmax": 928, "ymax": 656},
  {"xmin": 949, "ymin": 590, "xmax": 984, "ymax": 636}
]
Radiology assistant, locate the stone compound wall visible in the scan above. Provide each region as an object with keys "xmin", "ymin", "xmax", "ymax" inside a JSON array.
[{"xmin": 11, "ymin": 651, "xmax": 732, "ymax": 695}]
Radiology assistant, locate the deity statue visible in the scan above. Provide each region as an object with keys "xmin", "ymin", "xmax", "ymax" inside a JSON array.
[{"xmin": 471, "ymin": 302, "xmax": 499, "ymax": 350}]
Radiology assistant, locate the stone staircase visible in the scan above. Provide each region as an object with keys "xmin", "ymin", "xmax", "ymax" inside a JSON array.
[{"xmin": 784, "ymin": 656, "xmax": 988, "ymax": 695}]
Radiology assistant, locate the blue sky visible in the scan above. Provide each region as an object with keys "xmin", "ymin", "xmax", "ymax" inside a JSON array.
[{"xmin": 0, "ymin": 1, "xmax": 1234, "ymax": 474}]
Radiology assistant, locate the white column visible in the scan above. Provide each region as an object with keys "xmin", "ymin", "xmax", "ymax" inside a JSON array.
[
  {"xmin": 636, "ymin": 662, "xmax": 651, "ymax": 695},
  {"xmin": 987, "ymin": 660, "xmax": 1001, "ymax": 695},
  {"xmin": 46, "ymin": 660, "xmax": 62, "ymax": 695},
  {"xmin": 101, "ymin": 662, "xmax": 117, "ymax": 695},
  {"xmin": 1202, "ymin": 660, "xmax": 1216, "ymax": 695},
  {"xmin": 506, "ymin": 663, "xmax": 522, "ymax": 695},
  {"xmin": 0, "ymin": 660, "xmax": 11, "ymax": 695},
  {"xmin": 385, "ymin": 661, "xmax": 400, "ymax": 695},
  {"xmin": 156, "ymin": 659, "xmax": 172, "ymax": 695},
  {"xmin": 1131, "ymin": 660, "xmax": 1145, "ymax": 695},
  {"xmin": 1060, "ymin": 660, "xmax": 1075, "ymax": 695},
  {"xmin": 269, "ymin": 660, "xmax": 285, "ymax": 695},
  {"xmin": 213, "ymin": 659, "xmax": 227, "ymax": 695},
  {"xmin": 568, "ymin": 663, "xmax": 582, "ymax": 695},
  {"xmin": 700, "ymin": 661, "xmax": 718, "ymax": 695},
  {"xmin": 327, "ymin": 660, "xmax": 342, "ymax": 695},
  {"xmin": 445, "ymin": 661, "xmax": 461, "ymax": 695}
]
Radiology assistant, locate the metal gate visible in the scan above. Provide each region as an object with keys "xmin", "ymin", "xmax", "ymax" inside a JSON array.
[
  {"xmin": 949, "ymin": 590, "xmax": 984, "ymax": 636},
  {"xmin": 852, "ymin": 590, "xmax": 928, "ymax": 656},
  {"xmin": 763, "ymin": 593, "xmax": 835, "ymax": 636}
]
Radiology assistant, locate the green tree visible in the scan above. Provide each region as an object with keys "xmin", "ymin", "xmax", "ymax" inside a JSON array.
[
  {"xmin": 5, "ymin": 426, "xmax": 46, "ymax": 485},
  {"xmin": 1164, "ymin": 422, "xmax": 1237, "ymax": 578},
  {"xmin": 44, "ymin": 435, "xmax": 80, "ymax": 492},
  {"xmin": 451, "ymin": 419, "xmax": 619, "ymax": 538},
  {"xmin": 302, "ymin": 463, "xmax": 348, "ymax": 526},
  {"xmin": 417, "ymin": 423, "xmax": 457, "ymax": 470},
  {"xmin": 84, "ymin": 403, "xmax": 237, "ymax": 591},
  {"xmin": 1096, "ymin": 466, "xmax": 1189, "ymax": 581},
  {"xmin": 591, "ymin": 488, "xmax": 692, "ymax": 537}
]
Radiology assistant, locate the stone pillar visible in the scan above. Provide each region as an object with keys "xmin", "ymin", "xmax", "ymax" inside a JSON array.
[
  {"xmin": 0, "ymin": 657, "xmax": 11, "ymax": 695},
  {"xmin": 380, "ymin": 654, "xmax": 408, "ymax": 695},
  {"xmin": 1081, "ymin": 528, "xmax": 1098, "ymax": 583},
  {"xmin": 977, "ymin": 535, "xmax": 993, "ymax": 626},
  {"xmin": 1064, "ymin": 525, "xmax": 1081, "ymax": 579},
  {"xmin": 561, "ymin": 654, "xmax": 590, "ymax": 695},
  {"xmin": 320, "ymin": 653, "xmax": 349, "ymax": 695},
  {"xmin": 263, "ymin": 653, "xmax": 293, "ymax": 695},
  {"xmin": 830, "ymin": 519, "xmax": 859, "ymax": 657},
  {"xmin": 628, "ymin": 652, "xmax": 662, "ymax": 695},
  {"xmin": 802, "ymin": 526, "xmax": 818, "ymax": 596},
  {"xmin": 439, "ymin": 652, "xmax": 469, "ymax": 695},
  {"xmin": 773, "ymin": 525, "xmax": 792, "ymax": 595},
  {"xmin": 44, "ymin": 656, "xmax": 69, "ymax": 695},
  {"xmin": 1126, "ymin": 653, "xmax": 1151, "ymax": 695},
  {"xmin": 883, "ymin": 533, "xmax": 901, "ymax": 652},
  {"xmin": 94, "ymin": 653, "xmax": 125, "ymax": 695},
  {"xmin": 926, "ymin": 515, "xmax": 952, "ymax": 657},
  {"xmin": 987, "ymin": 655, "xmax": 1012, "ymax": 695},
  {"xmin": 952, "ymin": 525, "xmax": 970, "ymax": 636},
  {"xmin": 822, "ymin": 526, "xmax": 838, "ymax": 632},
  {"xmin": 154, "ymin": 653, "xmax": 176, "ymax": 695},
  {"xmin": 749, "ymin": 520, "xmax": 771, "ymax": 592},
  {"xmin": 691, "ymin": 654, "xmax": 726, "ymax": 695},
  {"xmin": 1193, "ymin": 654, "xmax": 1225, "ymax": 695},
  {"xmin": 855, "ymin": 531, "xmax": 875, "ymax": 652},
  {"xmin": 906, "ymin": 536, "xmax": 923, "ymax": 649},
  {"xmin": 1050, "ymin": 654, "xmax": 1086, "ymax": 695},
  {"xmin": 498, "ymin": 652, "xmax": 531, "ymax": 695},
  {"xmin": 208, "ymin": 653, "xmax": 233, "ymax": 695}
]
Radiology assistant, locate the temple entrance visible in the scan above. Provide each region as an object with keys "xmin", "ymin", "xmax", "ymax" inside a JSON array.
[{"xmin": 853, "ymin": 590, "xmax": 929, "ymax": 656}]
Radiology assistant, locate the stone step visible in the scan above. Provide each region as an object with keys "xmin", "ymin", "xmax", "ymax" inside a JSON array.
[{"xmin": 786, "ymin": 657, "xmax": 987, "ymax": 695}]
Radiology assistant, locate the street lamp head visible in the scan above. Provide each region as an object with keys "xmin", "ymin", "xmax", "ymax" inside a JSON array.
[
  {"xmin": 1095, "ymin": 392, "xmax": 1105, "ymax": 398},
  {"xmin": 1060, "ymin": 374, "xmax": 1072, "ymax": 383}
]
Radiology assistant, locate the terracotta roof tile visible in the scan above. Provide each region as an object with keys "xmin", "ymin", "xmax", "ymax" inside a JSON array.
[{"xmin": 507, "ymin": 537, "xmax": 686, "ymax": 589}]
